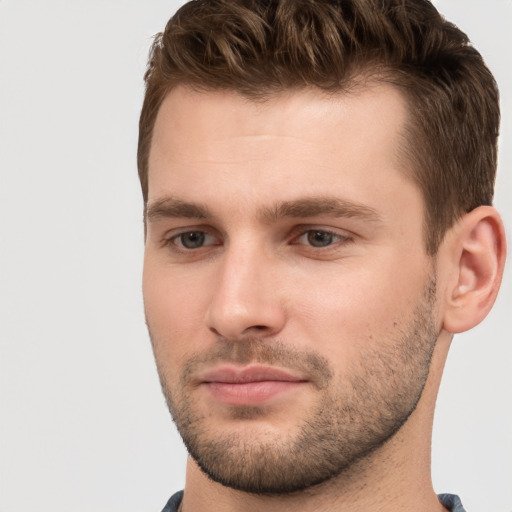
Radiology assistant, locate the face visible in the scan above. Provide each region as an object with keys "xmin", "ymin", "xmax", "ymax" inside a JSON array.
[{"xmin": 143, "ymin": 85, "xmax": 440, "ymax": 494}]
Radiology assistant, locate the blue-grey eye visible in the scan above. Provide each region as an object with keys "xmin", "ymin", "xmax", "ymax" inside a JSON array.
[
  {"xmin": 180, "ymin": 231, "xmax": 206, "ymax": 249},
  {"xmin": 307, "ymin": 230, "xmax": 335, "ymax": 247}
]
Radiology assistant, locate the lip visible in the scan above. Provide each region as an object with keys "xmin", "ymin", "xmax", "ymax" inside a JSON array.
[{"xmin": 199, "ymin": 365, "xmax": 308, "ymax": 406}]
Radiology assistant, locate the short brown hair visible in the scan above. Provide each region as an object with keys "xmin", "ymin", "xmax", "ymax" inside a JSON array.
[{"xmin": 138, "ymin": 0, "xmax": 500, "ymax": 254}]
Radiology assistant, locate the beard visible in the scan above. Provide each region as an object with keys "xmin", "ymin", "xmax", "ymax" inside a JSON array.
[{"xmin": 148, "ymin": 274, "xmax": 439, "ymax": 495}]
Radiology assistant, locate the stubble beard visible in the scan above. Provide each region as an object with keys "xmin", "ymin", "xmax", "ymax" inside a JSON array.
[{"xmin": 149, "ymin": 275, "xmax": 439, "ymax": 495}]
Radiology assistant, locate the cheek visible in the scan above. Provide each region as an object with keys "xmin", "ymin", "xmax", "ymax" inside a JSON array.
[
  {"xmin": 289, "ymin": 259, "xmax": 429, "ymax": 357},
  {"xmin": 142, "ymin": 260, "xmax": 213, "ymax": 369}
]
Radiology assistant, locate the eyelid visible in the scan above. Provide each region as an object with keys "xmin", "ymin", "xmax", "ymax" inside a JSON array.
[
  {"xmin": 161, "ymin": 226, "xmax": 222, "ymax": 250},
  {"xmin": 158, "ymin": 224, "xmax": 355, "ymax": 253},
  {"xmin": 290, "ymin": 226, "xmax": 354, "ymax": 245}
]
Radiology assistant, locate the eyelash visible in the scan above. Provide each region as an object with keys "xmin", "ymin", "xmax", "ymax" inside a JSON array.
[
  {"xmin": 163, "ymin": 227, "xmax": 354, "ymax": 253},
  {"xmin": 292, "ymin": 229, "xmax": 353, "ymax": 248},
  {"xmin": 167, "ymin": 230, "xmax": 220, "ymax": 251}
]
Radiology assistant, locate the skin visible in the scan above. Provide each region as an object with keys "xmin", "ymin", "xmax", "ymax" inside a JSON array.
[{"xmin": 143, "ymin": 84, "xmax": 505, "ymax": 512}]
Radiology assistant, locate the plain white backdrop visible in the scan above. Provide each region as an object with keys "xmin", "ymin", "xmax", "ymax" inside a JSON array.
[{"xmin": 0, "ymin": 1, "xmax": 510, "ymax": 511}]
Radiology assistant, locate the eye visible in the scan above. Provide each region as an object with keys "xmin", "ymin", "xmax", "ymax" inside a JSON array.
[
  {"xmin": 294, "ymin": 229, "xmax": 351, "ymax": 248},
  {"xmin": 170, "ymin": 230, "xmax": 218, "ymax": 250},
  {"xmin": 306, "ymin": 230, "xmax": 335, "ymax": 247}
]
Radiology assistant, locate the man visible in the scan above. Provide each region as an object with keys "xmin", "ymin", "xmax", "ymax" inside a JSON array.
[{"xmin": 138, "ymin": 1, "xmax": 506, "ymax": 511}]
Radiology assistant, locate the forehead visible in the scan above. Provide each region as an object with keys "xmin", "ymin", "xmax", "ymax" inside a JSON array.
[
  {"xmin": 150, "ymin": 84, "xmax": 408, "ymax": 160},
  {"xmin": 147, "ymin": 84, "xmax": 417, "ymax": 220}
]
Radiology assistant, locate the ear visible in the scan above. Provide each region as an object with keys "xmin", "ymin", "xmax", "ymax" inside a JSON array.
[{"xmin": 441, "ymin": 206, "xmax": 507, "ymax": 334}]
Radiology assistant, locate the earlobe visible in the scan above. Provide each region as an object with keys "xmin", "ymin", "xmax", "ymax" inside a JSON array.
[{"xmin": 442, "ymin": 206, "xmax": 506, "ymax": 334}]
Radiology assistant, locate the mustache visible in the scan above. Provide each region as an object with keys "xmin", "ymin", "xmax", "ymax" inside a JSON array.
[{"xmin": 180, "ymin": 338, "xmax": 333, "ymax": 390}]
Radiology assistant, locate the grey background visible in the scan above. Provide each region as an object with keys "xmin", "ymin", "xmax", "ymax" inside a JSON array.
[{"xmin": 1, "ymin": 1, "xmax": 510, "ymax": 511}]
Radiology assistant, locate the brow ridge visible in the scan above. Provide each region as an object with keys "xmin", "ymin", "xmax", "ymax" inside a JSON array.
[
  {"xmin": 145, "ymin": 197, "xmax": 211, "ymax": 221},
  {"xmin": 261, "ymin": 197, "xmax": 382, "ymax": 223},
  {"xmin": 145, "ymin": 195, "xmax": 382, "ymax": 224}
]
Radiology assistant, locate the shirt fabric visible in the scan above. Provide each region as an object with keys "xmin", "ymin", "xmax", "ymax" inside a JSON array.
[{"xmin": 161, "ymin": 490, "xmax": 466, "ymax": 511}]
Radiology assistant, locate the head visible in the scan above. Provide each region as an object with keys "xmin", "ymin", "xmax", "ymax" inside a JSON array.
[
  {"xmin": 138, "ymin": 0, "xmax": 500, "ymax": 255},
  {"xmin": 139, "ymin": 0, "xmax": 505, "ymax": 497}
]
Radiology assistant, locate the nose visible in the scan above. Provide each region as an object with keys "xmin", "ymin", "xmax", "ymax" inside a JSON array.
[{"xmin": 205, "ymin": 241, "xmax": 287, "ymax": 340}]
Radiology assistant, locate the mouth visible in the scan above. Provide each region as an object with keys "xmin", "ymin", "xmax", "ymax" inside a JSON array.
[{"xmin": 198, "ymin": 365, "xmax": 309, "ymax": 406}]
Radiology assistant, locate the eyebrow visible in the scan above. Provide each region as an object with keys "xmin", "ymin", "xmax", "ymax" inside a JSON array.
[
  {"xmin": 145, "ymin": 196, "xmax": 382, "ymax": 224},
  {"xmin": 145, "ymin": 197, "xmax": 211, "ymax": 221},
  {"xmin": 261, "ymin": 197, "xmax": 382, "ymax": 223}
]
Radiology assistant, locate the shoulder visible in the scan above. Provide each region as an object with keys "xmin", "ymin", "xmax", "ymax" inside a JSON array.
[
  {"xmin": 161, "ymin": 490, "xmax": 184, "ymax": 512},
  {"xmin": 438, "ymin": 494, "xmax": 467, "ymax": 512}
]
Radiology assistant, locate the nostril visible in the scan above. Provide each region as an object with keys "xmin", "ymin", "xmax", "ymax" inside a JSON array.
[
  {"xmin": 242, "ymin": 325, "xmax": 269, "ymax": 335},
  {"xmin": 209, "ymin": 326, "xmax": 222, "ymax": 337}
]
